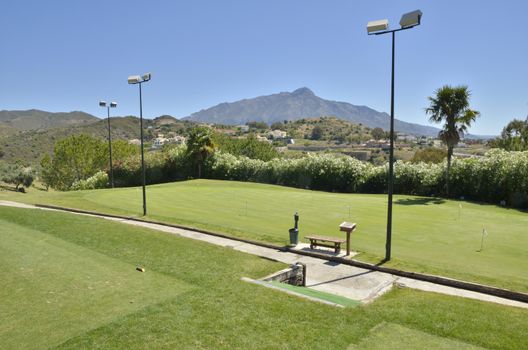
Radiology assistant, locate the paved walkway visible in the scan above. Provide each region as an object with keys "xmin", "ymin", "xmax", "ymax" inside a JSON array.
[{"xmin": 1, "ymin": 200, "xmax": 527, "ymax": 309}]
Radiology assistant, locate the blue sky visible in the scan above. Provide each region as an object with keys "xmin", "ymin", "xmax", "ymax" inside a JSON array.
[{"xmin": 1, "ymin": 0, "xmax": 527, "ymax": 135}]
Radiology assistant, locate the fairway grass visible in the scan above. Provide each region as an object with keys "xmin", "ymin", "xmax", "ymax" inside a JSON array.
[
  {"xmin": 0, "ymin": 215, "xmax": 191, "ymax": 349},
  {"xmin": 1, "ymin": 179, "xmax": 527, "ymax": 294},
  {"xmin": 1, "ymin": 207, "xmax": 528, "ymax": 349}
]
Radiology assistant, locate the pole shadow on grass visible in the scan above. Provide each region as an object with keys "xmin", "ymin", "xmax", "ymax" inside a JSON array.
[
  {"xmin": 395, "ymin": 197, "xmax": 446, "ymax": 205},
  {"xmin": 306, "ymin": 270, "xmax": 375, "ymax": 287}
]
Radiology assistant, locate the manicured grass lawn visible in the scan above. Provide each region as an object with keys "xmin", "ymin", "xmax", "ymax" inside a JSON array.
[
  {"xmin": 348, "ymin": 322, "xmax": 486, "ymax": 350},
  {"xmin": 2, "ymin": 179, "xmax": 527, "ymax": 293},
  {"xmin": 1, "ymin": 207, "xmax": 528, "ymax": 349}
]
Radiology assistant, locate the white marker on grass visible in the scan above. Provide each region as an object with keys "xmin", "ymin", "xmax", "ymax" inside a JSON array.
[{"xmin": 479, "ymin": 228, "xmax": 488, "ymax": 252}]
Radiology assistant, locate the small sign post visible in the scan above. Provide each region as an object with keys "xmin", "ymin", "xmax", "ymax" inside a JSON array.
[{"xmin": 339, "ymin": 222, "xmax": 357, "ymax": 256}]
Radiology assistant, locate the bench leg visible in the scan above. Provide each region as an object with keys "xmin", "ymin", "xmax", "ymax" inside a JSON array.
[
  {"xmin": 335, "ymin": 243, "xmax": 340, "ymax": 254},
  {"xmin": 310, "ymin": 241, "xmax": 314, "ymax": 250}
]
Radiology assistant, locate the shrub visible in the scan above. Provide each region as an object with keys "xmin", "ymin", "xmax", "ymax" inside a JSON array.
[
  {"xmin": 113, "ymin": 152, "xmax": 166, "ymax": 187},
  {"xmin": 410, "ymin": 147, "xmax": 446, "ymax": 164},
  {"xmin": 70, "ymin": 171, "xmax": 109, "ymax": 191},
  {"xmin": 207, "ymin": 150, "xmax": 528, "ymax": 208}
]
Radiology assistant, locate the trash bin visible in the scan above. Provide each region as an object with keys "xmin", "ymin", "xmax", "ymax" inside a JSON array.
[{"xmin": 289, "ymin": 228, "xmax": 298, "ymax": 246}]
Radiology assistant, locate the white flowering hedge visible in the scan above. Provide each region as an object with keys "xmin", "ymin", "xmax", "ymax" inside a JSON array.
[
  {"xmin": 111, "ymin": 147, "xmax": 528, "ymax": 208},
  {"xmin": 206, "ymin": 150, "xmax": 528, "ymax": 208},
  {"xmin": 70, "ymin": 171, "xmax": 109, "ymax": 191},
  {"xmin": 449, "ymin": 149, "xmax": 528, "ymax": 207}
]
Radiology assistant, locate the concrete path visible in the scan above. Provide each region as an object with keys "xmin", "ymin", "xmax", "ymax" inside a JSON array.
[{"xmin": 1, "ymin": 200, "xmax": 527, "ymax": 309}]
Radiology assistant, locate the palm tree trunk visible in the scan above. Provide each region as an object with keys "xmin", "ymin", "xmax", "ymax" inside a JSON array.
[{"xmin": 446, "ymin": 146, "xmax": 453, "ymax": 196}]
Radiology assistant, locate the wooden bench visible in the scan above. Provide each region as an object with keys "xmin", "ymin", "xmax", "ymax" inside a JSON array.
[{"xmin": 305, "ymin": 235, "xmax": 346, "ymax": 254}]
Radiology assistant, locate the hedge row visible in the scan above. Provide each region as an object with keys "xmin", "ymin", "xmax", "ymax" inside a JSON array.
[{"xmin": 112, "ymin": 147, "xmax": 528, "ymax": 208}]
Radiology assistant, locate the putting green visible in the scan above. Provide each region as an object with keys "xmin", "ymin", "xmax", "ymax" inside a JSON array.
[
  {"xmin": 0, "ymin": 218, "xmax": 192, "ymax": 350},
  {"xmin": 2, "ymin": 179, "xmax": 527, "ymax": 292}
]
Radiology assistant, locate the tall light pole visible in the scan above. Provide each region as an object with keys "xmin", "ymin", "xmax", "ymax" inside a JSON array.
[
  {"xmin": 99, "ymin": 100, "xmax": 117, "ymax": 188},
  {"xmin": 128, "ymin": 73, "xmax": 151, "ymax": 216},
  {"xmin": 367, "ymin": 10, "xmax": 422, "ymax": 261}
]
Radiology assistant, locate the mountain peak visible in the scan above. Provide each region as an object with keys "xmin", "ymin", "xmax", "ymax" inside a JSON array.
[
  {"xmin": 291, "ymin": 87, "xmax": 314, "ymax": 96},
  {"xmin": 184, "ymin": 88, "xmax": 440, "ymax": 136}
]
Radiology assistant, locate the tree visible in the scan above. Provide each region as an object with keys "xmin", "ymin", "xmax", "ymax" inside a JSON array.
[
  {"xmin": 371, "ymin": 127, "xmax": 386, "ymax": 140},
  {"xmin": 42, "ymin": 136, "xmax": 139, "ymax": 191},
  {"xmin": 425, "ymin": 85, "xmax": 480, "ymax": 195},
  {"xmin": 270, "ymin": 122, "xmax": 285, "ymax": 131},
  {"xmin": 108, "ymin": 140, "xmax": 140, "ymax": 161},
  {"xmin": 49, "ymin": 134, "xmax": 107, "ymax": 190},
  {"xmin": 213, "ymin": 133, "xmax": 279, "ymax": 161},
  {"xmin": 246, "ymin": 121, "xmax": 268, "ymax": 130},
  {"xmin": 186, "ymin": 126, "xmax": 216, "ymax": 178},
  {"xmin": 1, "ymin": 163, "xmax": 34, "ymax": 191},
  {"xmin": 490, "ymin": 118, "xmax": 528, "ymax": 151},
  {"xmin": 40, "ymin": 154, "xmax": 55, "ymax": 191},
  {"xmin": 311, "ymin": 126, "xmax": 324, "ymax": 140}
]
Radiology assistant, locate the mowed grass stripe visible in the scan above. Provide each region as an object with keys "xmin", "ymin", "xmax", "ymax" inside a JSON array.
[{"xmin": 0, "ymin": 217, "xmax": 192, "ymax": 350}]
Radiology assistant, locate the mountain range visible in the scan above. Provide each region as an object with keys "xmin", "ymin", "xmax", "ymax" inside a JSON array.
[{"xmin": 184, "ymin": 87, "xmax": 441, "ymax": 136}]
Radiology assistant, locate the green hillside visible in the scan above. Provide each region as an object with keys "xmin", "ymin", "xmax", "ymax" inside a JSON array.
[
  {"xmin": 279, "ymin": 116, "xmax": 375, "ymax": 141},
  {"xmin": 0, "ymin": 115, "xmax": 194, "ymax": 164},
  {"xmin": 0, "ymin": 109, "xmax": 98, "ymax": 131}
]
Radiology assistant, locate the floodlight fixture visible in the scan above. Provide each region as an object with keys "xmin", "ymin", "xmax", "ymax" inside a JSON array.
[
  {"xmin": 399, "ymin": 10, "xmax": 422, "ymax": 28},
  {"xmin": 141, "ymin": 72, "xmax": 152, "ymax": 82},
  {"xmin": 99, "ymin": 101, "xmax": 107, "ymax": 107},
  {"xmin": 128, "ymin": 75, "xmax": 142, "ymax": 84},
  {"xmin": 110, "ymin": 102, "xmax": 117, "ymax": 108},
  {"xmin": 367, "ymin": 19, "xmax": 389, "ymax": 34}
]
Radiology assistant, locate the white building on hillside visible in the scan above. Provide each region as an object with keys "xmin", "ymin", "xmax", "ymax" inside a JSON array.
[{"xmin": 268, "ymin": 129, "xmax": 287, "ymax": 139}]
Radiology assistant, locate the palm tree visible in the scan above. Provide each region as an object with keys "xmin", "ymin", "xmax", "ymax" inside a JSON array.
[
  {"xmin": 425, "ymin": 85, "xmax": 480, "ymax": 196},
  {"xmin": 186, "ymin": 126, "xmax": 216, "ymax": 178}
]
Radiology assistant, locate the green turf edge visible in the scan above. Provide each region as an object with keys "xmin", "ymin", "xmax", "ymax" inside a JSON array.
[{"xmin": 247, "ymin": 279, "xmax": 361, "ymax": 307}]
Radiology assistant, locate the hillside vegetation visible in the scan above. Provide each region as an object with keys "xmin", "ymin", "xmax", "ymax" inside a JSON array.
[
  {"xmin": 0, "ymin": 109, "xmax": 97, "ymax": 131},
  {"xmin": 275, "ymin": 116, "xmax": 375, "ymax": 142},
  {"xmin": 0, "ymin": 115, "xmax": 194, "ymax": 163}
]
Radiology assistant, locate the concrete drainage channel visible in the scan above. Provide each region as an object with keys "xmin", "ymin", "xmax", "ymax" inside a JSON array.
[{"xmin": 242, "ymin": 263, "xmax": 362, "ymax": 308}]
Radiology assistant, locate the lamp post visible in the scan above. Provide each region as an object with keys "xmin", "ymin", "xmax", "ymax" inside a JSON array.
[
  {"xmin": 367, "ymin": 10, "xmax": 422, "ymax": 261},
  {"xmin": 128, "ymin": 72, "xmax": 151, "ymax": 216},
  {"xmin": 99, "ymin": 100, "xmax": 117, "ymax": 188}
]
